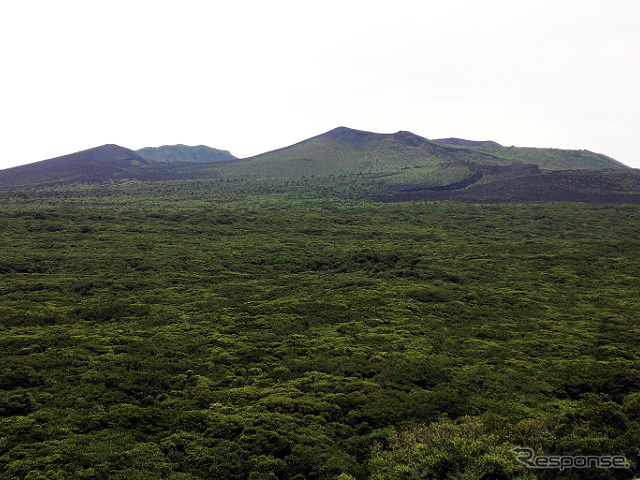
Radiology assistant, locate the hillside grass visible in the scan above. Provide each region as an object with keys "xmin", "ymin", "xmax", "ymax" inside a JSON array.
[
  {"xmin": 136, "ymin": 145, "xmax": 236, "ymax": 164},
  {"xmin": 457, "ymin": 144, "xmax": 625, "ymax": 170}
]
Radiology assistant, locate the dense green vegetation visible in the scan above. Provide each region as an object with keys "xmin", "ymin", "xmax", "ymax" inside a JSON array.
[{"xmin": 1, "ymin": 183, "xmax": 639, "ymax": 479}]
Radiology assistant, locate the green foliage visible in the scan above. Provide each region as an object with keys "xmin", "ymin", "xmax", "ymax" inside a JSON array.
[
  {"xmin": 369, "ymin": 416, "xmax": 536, "ymax": 480},
  {"xmin": 1, "ymin": 189, "xmax": 639, "ymax": 479}
]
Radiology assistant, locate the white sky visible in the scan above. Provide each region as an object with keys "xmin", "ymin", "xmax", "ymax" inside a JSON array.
[{"xmin": 1, "ymin": 0, "xmax": 639, "ymax": 168}]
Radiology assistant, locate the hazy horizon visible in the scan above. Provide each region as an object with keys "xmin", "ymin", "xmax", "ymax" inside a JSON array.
[
  {"xmin": 1, "ymin": 0, "xmax": 638, "ymax": 168},
  {"xmin": 0, "ymin": 124, "xmax": 631, "ymax": 169}
]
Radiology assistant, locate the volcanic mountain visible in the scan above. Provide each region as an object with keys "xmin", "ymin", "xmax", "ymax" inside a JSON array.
[
  {"xmin": 0, "ymin": 127, "xmax": 631, "ymax": 195},
  {"xmin": 0, "ymin": 144, "xmax": 150, "ymax": 186},
  {"xmin": 0, "ymin": 144, "xmax": 240, "ymax": 187},
  {"xmin": 210, "ymin": 127, "xmax": 626, "ymax": 181}
]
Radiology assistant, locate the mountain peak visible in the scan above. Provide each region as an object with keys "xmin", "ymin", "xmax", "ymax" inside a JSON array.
[
  {"xmin": 0, "ymin": 127, "xmax": 627, "ymax": 188},
  {"xmin": 136, "ymin": 144, "xmax": 236, "ymax": 164},
  {"xmin": 78, "ymin": 144, "xmax": 143, "ymax": 160},
  {"xmin": 326, "ymin": 126, "xmax": 354, "ymax": 134},
  {"xmin": 319, "ymin": 126, "xmax": 386, "ymax": 146},
  {"xmin": 0, "ymin": 144, "xmax": 146, "ymax": 186},
  {"xmin": 392, "ymin": 131, "xmax": 427, "ymax": 147},
  {"xmin": 323, "ymin": 127, "xmax": 428, "ymax": 147}
]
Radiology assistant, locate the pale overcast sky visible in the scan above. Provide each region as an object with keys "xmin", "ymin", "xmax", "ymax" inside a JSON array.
[{"xmin": 1, "ymin": 0, "xmax": 638, "ymax": 168}]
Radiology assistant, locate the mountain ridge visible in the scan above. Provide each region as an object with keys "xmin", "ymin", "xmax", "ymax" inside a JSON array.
[
  {"xmin": 0, "ymin": 144, "xmax": 147, "ymax": 186},
  {"xmin": 435, "ymin": 138, "xmax": 502, "ymax": 148},
  {"xmin": 224, "ymin": 127, "xmax": 625, "ymax": 181},
  {"xmin": 0, "ymin": 127, "xmax": 631, "ymax": 197},
  {"xmin": 137, "ymin": 144, "xmax": 236, "ymax": 164}
]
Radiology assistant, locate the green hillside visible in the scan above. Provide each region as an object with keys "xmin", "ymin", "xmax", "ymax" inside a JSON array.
[
  {"xmin": 136, "ymin": 144, "xmax": 236, "ymax": 164},
  {"xmin": 214, "ymin": 127, "xmax": 505, "ymax": 180},
  {"xmin": 434, "ymin": 137, "xmax": 625, "ymax": 170},
  {"xmin": 0, "ymin": 128, "xmax": 631, "ymax": 199},
  {"xmin": 206, "ymin": 127, "xmax": 627, "ymax": 183},
  {"xmin": 0, "ymin": 145, "xmax": 149, "ymax": 187}
]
